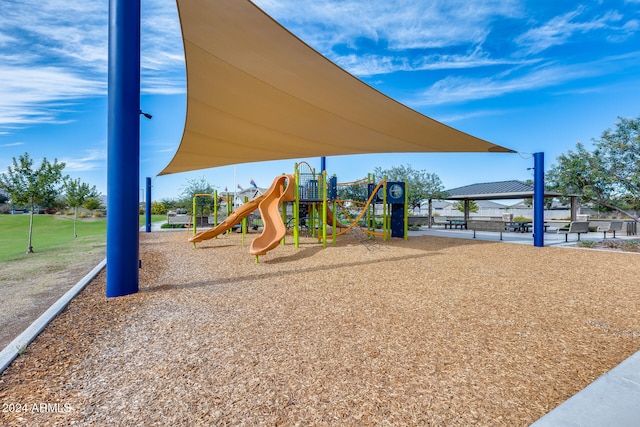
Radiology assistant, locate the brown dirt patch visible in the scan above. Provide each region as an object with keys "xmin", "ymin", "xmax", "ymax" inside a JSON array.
[
  {"xmin": 1, "ymin": 231, "xmax": 639, "ymax": 426},
  {"xmin": 0, "ymin": 245, "xmax": 105, "ymax": 351}
]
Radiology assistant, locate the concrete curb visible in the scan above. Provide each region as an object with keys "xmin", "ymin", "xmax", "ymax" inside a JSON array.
[{"xmin": 0, "ymin": 258, "xmax": 106, "ymax": 374}]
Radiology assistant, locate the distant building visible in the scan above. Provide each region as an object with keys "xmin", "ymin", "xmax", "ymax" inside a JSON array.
[{"xmin": 221, "ymin": 187, "xmax": 267, "ymax": 209}]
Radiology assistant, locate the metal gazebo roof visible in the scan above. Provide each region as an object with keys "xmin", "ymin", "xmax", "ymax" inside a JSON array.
[{"xmin": 445, "ymin": 180, "xmax": 562, "ymax": 200}]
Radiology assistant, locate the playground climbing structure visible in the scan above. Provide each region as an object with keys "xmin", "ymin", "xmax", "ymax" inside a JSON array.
[{"xmin": 188, "ymin": 162, "xmax": 407, "ymax": 260}]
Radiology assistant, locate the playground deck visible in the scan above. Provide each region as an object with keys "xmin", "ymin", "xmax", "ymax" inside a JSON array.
[{"xmin": 1, "ymin": 231, "xmax": 639, "ymax": 425}]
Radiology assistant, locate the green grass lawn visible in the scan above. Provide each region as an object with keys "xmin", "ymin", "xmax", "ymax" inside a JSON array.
[
  {"xmin": 0, "ymin": 214, "xmax": 166, "ymax": 262},
  {"xmin": 140, "ymin": 214, "xmax": 167, "ymax": 227},
  {"xmin": 0, "ymin": 215, "xmax": 106, "ymax": 262}
]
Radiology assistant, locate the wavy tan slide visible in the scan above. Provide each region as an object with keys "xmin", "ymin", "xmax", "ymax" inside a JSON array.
[
  {"xmin": 188, "ymin": 194, "xmax": 266, "ymax": 243},
  {"xmin": 250, "ymin": 174, "xmax": 295, "ymax": 256}
]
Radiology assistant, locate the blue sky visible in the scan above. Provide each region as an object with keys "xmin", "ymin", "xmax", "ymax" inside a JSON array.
[{"xmin": 1, "ymin": 0, "xmax": 639, "ymax": 201}]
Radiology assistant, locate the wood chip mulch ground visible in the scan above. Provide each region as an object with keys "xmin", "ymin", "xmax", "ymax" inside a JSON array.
[{"xmin": 1, "ymin": 230, "xmax": 639, "ymax": 426}]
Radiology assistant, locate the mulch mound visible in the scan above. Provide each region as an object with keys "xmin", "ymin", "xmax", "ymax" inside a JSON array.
[{"xmin": 1, "ymin": 231, "xmax": 639, "ymax": 426}]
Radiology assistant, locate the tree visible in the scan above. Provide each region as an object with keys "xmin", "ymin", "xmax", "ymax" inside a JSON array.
[
  {"xmin": 337, "ymin": 180, "xmax": 369, "ymax": 204},
  {"xmin": 373, "ymin": 164, "xmax": 447, "ymax": 227},
  {"xmin": 0, "ymin": 153, "xmax": 66, "ymax": 253},
  {"xmin": 547, "ymin": 143, "xmax": 614, "ymax": 208},
  {"xmin": 83, "ymin": 197, "xmax": 103, "ymax": 214},
  {"xmin": 596, "ymin": 116, "xmax": 639, "ymax": 209},
  {"xmin": 180, "ymin": 176, "xmax": 215, "ymax": 216},
  {"xmin": 373, "ymin": 164, "xmax": 447, "ymax": 209},
  {"xmin": 453, "ymin": 200, "xmax": 479, "ymax": 213},
  {"xmin": 547, "ymin": 115, "xmax": 639, "ymax": 222},
  {"xmin": 151, "ymin": 201, "xmax": 167, "ymax": 215},
  {"xmin": 519, "ymin": 179, "xmax": 554, "ymax": 209},
  {"xmin": 159, "ymin": 197, "xmax": 184, "ymax": 212},
  {"xmin": 63, "ymin": 177, "xmax": 99, "ymax": 238}
]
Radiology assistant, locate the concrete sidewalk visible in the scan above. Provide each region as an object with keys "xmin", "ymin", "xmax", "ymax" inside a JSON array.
[{"xmin": 408, "ymin": 225, "xmax": 637, "ymax": 247}]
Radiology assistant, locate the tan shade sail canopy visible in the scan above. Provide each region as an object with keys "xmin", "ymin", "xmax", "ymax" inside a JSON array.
[{"xmin": 159, "ymin": 0, "xmax": 513, "ymax": 176}]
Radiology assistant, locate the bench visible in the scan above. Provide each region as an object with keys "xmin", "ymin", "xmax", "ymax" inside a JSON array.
[
  {"xmin": 597, "ymin": 221, "xmax": 623, "ymax": 238},
  {"xmin": 557, "ymin": 221, "xmax": 589, "ymax": 242},
  {"xmin": 433, "ymin": 217, "xmax": 448, "ymax": 226},
  {"xmin": 467, "ymin": 220, "xmax": 505, "ymax": 240},
  {"xmin": 167, "ymin": 213, "xmax": 192, "ymax": 225}
]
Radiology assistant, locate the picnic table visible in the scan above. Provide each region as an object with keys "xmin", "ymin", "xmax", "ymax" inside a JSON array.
[
  {"xmin": 507, "ymin": 221, "xmax": 532, "ymax": 233},
  {"xmin": 444, "ymin": 219, "xmax": 467, "ymax": 229}
]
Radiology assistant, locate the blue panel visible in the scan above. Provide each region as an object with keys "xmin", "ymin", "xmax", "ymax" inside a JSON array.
[
  {"xmin": 386, "ymin": 182, "xmax": 405, "ymax": 204},
  {"xmin": 391, "ymin": 204, "xmax": 405, "ymax": 238}
]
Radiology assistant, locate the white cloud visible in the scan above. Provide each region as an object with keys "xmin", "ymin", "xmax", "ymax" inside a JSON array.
[
  {"xmin": 141, "ymin": 0, "xmax": 186, "ymax": 89},
  {"xmin": 607, "ymin": 18, "xmax": 640, "ymax": 42},
  {"xmin": 0, "ymin": 33, "xmax": 16, "ymax": 46},
  {"xmin": 0, "ymin": 1, "xmax": 108, "ymax": 71},
  {"xmin": 254, "ymin": 0, "xmax": 522, "ymax": 53},
  {"xmin": 0, "ymin": 1, "xmax": 107, "ymax": 129},
  {"xmin": 336, "ymin": 49, "xmax": 538, "ymax": 77},
  {"xmin": 412, "ymin": 50, "xmax": 640, "ymax": 105},
  {"xmin": 435, "ymin": 108, "xmax": 517, "ymax": 124},
  {"xmin": 0, "ymin": 66, "xmax": 103, "ymax": 126},
  {"xmin": 515, "ymin": 8, "xmax": 625, "ymax": 55},
  {"xmin": 2, "ymin": 0, "xmax": 638, "ymax": 131},
  {"xmin": 0, "ymin": 0, "xmax": 185, "ymax": 131},
  {"xmin": 252, "ymin": 0, "xmax": 532, "ymax": 78},
  {"xmin": 414, "ymin": 62, "xmax": 598, "ymax": 105},
  {"xmin": 60, "ymin": 149, "xmax": 106, "ymax": 172}
]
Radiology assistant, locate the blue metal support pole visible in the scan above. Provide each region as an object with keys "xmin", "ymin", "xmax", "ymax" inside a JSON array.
[
  {"xmin": 106, "ymin": 0, "xmax": 141, "ymax": 297},
  {"xmin": 321, "ymin": 156, "xmax": 326, "ymax": 173},
  {"xmin": 145, "ymin": 177, "xmax": 152, "ymax": 232},
  {"xmin": 533, "ymin": 152, "xmax": 545, "ymax": 247}
]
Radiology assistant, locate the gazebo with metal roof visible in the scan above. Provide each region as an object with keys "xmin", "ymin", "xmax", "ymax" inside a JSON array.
[{"xmin": 442, "ymin": 180, "xmax": 571, "ymax": 222}]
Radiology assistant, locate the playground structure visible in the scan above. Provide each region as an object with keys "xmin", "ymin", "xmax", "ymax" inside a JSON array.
[
  {"xmin": 294, "ymin": 162, "xmax": 408, "ymax": 245},
  {"xmin": 188, "ymin": 163, "xmax": 408, "ymax": 261},
  {"xmin": 189, "ymin": 175, "xmax": 295, "ymax": 259}
]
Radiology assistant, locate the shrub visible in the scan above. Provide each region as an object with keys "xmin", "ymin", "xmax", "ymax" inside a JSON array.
[
  {"xmin": 625, "ymin": 241, "xmax": 640, "ymax": 252},
  {"xmin": 577, "ymin": 240, "xmax": 597, "ymax": 248},
  {"xmin": 161, "ymin": 223, "xmax": 187, "ymax": 229},
  {"xmin": 152, "ymin": 201, "xmax": 167, "ymax": 215}
]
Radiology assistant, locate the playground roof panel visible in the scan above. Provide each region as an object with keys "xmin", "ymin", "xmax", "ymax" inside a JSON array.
[
  {"xmin": 445, "ymin": 180, "xmax": 562, "ymax": 200},
  {"xmin": 159, "ymin": 0, "xmax": 513, "ymax": 176}
]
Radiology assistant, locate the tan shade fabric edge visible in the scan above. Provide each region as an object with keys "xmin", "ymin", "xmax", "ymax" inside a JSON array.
[{"xmin": 159, "ymin": 0, "xmax": 514, "ymax": 176}]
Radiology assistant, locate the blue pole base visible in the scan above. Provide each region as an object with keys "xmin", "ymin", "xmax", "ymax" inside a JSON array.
[{"xmin": 533, "ymin": 152, "xmax": 545, "ymax": 248}]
